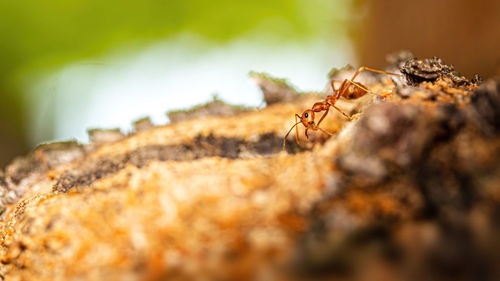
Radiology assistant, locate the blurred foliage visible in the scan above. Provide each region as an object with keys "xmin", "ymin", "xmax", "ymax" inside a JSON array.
[
  {"xmin": 1, "ymin": 0, "xmax": 337, "ymax": 79},
  {"xmin": 0, "ymin": 0, "xmax": 342, "ymax": 166}
]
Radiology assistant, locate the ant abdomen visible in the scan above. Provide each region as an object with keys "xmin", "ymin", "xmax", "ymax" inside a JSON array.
[{"xmin": 345, "ymin": 83, "xmax": 368, "ymax": 99}]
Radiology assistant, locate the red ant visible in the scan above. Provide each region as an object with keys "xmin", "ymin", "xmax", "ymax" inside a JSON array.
[{"xmin": 283, "ymin": 66, "xmax": 399, "ymax": 151}]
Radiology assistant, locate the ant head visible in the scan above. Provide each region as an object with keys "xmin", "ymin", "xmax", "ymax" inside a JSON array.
[{"xmin": 300, "ymin": 110, "xmax": 315, "ymax": 128}]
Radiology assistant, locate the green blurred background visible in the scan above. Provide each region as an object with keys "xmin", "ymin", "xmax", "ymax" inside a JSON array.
[
  {"xmin": 1, "ymin": 0, "xmax": 499, "ymax": 167},
  {"xmin": 0, "ymin": 0, "xmax": 345, "ymax": 166}
]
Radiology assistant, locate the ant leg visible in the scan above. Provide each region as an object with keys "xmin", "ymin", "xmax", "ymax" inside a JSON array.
[
  {"xmin": 377, "ymin": 90, "xmax": 393, "ymax": 98},
  {"xmin": 330, "ymin": 80, "xmax": 354, "ymax": 118},
  {"xmin": 316, "ymin": 108, "xmax": 330, "ymax": 127},
  {"xmin": 335, "ymin": 78, "xmax": 351, "ymax": 100},
  {"xmin": 332, "ymin": 104, "xmax": 351, "ymax": 120},
  {"xmin": 345, "ymin": 79, "xmax": 370, "ymax": 92},
  {"xmin": 330, "ymin": 79, "xmax": 336, "ymax": 92},
  {"xmin": 331, "ymin": 79, "xmax": 353, "ymax": 91},
  {"xmin": 337, "ymin": 69, "xmax": 398, "ymax": 99},
  {"xmin": 316, "ymin": 110, "xmax": 335, "ymax": 136},
  {"xmin": 331, "ymin": 79, "xmax": 345, "ymax": 93},
  {"xmin": 345, "ymin": 79, "xmax": 394, "ymax": 98},
  {"xmin": 333, "ymin": 66, "xmax": 400, "ymax": 102},
  {"xmin": 350, "ymin": 66, "xmax": 400, "ymax": 81}
]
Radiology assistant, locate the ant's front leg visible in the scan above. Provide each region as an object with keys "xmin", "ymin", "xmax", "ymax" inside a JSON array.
[
  {"xmin": 315, "ymin": 108, "xmax": 336, "ymax": 136},
  {"xmin": 316, "ymin": 107, "xmax": 330, "ymax": 127}
]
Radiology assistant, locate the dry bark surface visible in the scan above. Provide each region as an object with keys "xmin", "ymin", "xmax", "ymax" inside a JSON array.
[{"xmin": 0, "ymin": 56, "xmax": 499, "ymax": 281}]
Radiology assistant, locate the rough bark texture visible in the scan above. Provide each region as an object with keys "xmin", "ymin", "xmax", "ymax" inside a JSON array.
[{"xmin": 0, "ymin": 57, "xmax": 499, "ymax": 281}]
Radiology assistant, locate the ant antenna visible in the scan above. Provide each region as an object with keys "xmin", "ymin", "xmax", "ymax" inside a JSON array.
[{"xmin": 283, "ymin": 121, "xmax": 301, "ymax": 152}]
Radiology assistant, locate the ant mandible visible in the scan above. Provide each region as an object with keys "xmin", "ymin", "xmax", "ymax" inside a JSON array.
[{"xmin": 282, "ymin": 66, "xmax": 400, "ymax": 152}]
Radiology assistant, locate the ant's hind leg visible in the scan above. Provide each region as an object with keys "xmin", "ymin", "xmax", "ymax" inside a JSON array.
[
  {"xmin": 346, "ymin": 79, "xmax": 370, "ymax": 93},
  {"xmin": 336, "ymin": 66, "xmax": 400, "ymax": 101},
  {"xmin": 351, "ymin": 66, "xmax": 400, "ymax": 81},
  {"xmin": 330, "ymin": 79, "xmax": 348, "ymax": 92},
  {"xmin": 337, "ymin": 78, "xmax": 366, "ymax": 100}
]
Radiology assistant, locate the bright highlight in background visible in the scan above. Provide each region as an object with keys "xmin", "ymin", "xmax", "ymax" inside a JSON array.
[
  {"xmin": 0, "ymin": 0, "xmax": 354, "ymax": 165},
  {"xmin": 28, "ymin": 34, "xmax": 353, "ymax": 145}
]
